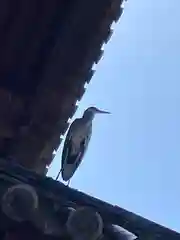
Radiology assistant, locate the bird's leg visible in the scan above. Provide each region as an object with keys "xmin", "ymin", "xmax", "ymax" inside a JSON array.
[
  {"xmin": 55, "ymin": 169, "xmax": 62, "ymax": 180},
  {"xmin": 67, "ymin": 180, "xmax": 70, "ymax": 186}
]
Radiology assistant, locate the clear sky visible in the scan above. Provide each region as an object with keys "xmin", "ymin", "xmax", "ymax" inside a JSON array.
[{"xmin": 48, "ymin": 0, "xmax": 180, "ymax": 232}]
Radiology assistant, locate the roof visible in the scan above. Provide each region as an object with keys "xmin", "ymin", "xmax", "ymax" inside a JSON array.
[
  {"xmin": 0, "ymin": 0, "xmax": 124, "ymax": 173},
  {"xmin": 1, "ymin": 160, "xmax": 180, "ymax": 240}
]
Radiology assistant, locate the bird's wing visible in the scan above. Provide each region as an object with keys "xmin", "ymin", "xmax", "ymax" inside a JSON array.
[
  {"xmin": 61, "ymin": 123, "xmax": 92, "ymax": 181},
  {"xmin": 61, "ymin": 119, "xmax": 81, "ymax": 168},
  {"xmin": 72, "ymin": 124, "xmax": 92, "ymax": 171},
  {"xmin": 80, "ymin": 125, "xmax": 92, "ymax": 159}
]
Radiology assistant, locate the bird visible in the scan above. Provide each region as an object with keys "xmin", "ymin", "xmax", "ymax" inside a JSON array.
[{"xmin": 56, "ymin": 107, "xmax": 110, "ymax": 185}]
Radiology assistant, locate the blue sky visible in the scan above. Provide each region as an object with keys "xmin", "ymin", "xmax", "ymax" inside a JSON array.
[{"xmin": 48, "ymin": 0, "xmax": 180, "ymax": 232}]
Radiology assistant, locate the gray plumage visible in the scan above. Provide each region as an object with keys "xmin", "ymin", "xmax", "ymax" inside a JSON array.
[{"xmin": 56, "ymin": 107, "xmax": 110, "ymax": 184}]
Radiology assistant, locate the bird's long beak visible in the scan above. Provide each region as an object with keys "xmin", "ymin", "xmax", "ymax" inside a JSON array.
[{"xmin": 96, "ymin": 109, "xmax": 111, "ymax": 114}]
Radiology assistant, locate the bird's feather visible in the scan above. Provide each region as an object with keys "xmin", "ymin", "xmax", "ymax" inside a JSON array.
[
  {"xmin": 61, "ymin": 119, "xmax": 92, "ymax": 181},
  {"xmin": 61, "ymin": 119, "xmax": 80, "ymax": 168}
]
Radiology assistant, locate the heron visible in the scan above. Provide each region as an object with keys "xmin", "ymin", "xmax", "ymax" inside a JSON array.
[{"xmin": 56, "ymin": 107, "xmax": 110, "ymax": 185}]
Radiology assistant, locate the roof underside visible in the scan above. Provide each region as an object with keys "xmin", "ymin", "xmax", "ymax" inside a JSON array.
[{"xmin": 0, "ymin": 0, "xmax": 124, "ymax": 174}]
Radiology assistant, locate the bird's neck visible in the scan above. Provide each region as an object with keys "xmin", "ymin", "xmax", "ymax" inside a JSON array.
[{"xmin": 82, "ymin": 112, "xmax": 94, "ymax": 123}]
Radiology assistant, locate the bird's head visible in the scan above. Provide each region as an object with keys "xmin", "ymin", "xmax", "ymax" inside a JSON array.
[{"xmin": 83, "ymin": 107, "xmax": 110, "ymax": 121}]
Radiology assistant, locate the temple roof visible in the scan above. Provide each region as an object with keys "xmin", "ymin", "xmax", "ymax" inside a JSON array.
[
  {"xmin": 1, "ymin": 160, "xmax": 180, "ymax": 240},
  {"xmin": 0, "ymin": 0, "xmax": 124, "ymax": 173}
]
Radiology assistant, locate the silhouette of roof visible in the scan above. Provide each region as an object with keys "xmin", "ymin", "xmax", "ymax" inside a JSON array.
[
  {"xmin": 0, "ymin": 0, "xmax": 124, "ymax": 173},
  {"xmin": 0, "ymin": 160, "xmax": 180, "ymax": 240}
]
